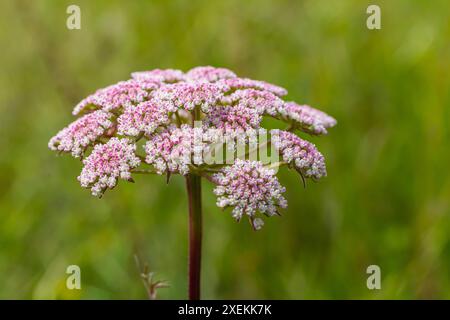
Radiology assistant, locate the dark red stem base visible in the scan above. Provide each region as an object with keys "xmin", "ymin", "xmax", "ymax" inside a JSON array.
[{"xmin": 185, "ymin": 174, "xmax": 202, "ymax": 300}]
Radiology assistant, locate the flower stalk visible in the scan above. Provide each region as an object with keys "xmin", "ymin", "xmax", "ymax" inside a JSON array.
[{"xmin": 185, "ymin": 173, "xmax": 202, "ymax": 300}]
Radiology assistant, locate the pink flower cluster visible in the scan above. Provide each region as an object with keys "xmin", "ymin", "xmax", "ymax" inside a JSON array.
[
  {"xmin": 276, "ymin": 102, "xmax": 337, "ymax": 135},
  {"xmin": 50, "ymin": 66, "xmax": 336, "ymax": 229},
  {"xmin": 213, "ymin": 159, "xmax": 287, "ymax": 230},
  {"xmin": 78, "ymin": 138, "xmax": 141, "ymax": 197},
  {"xmin": 204, "ymin": 104, "xmax": 262, "ymax": 131},
  {"xmin": 185, "ymin": 66, "xmax": 237, "ymax": 82},
  {"xmin": 117, "ymin": 101, "xmax": 170, "ymax": 136},
  {"xmin": 151, "ymin": 82, "xmax": 224, "ymax": 113},
  {"xmin": 271, "ymin": 130, "xmax": 326, "ymax": 180},
  {"xmin": 48, "ymin": 110, "xmax": 113, "ymax": 157},
  {"xmin": 73, "ymin": 79, "xmax": 158, "ymax": 115},
  {"xmin": 144, "ymin": 125, "xmax": 195, "ymax": 175},
  {"xmin": 131, "ymin": 69, "xmax": 185, "ymax": 83},
  {"xmin": 222, "ymin": 89, "xmax": 284, "ymax": 115},
  {"xmin": 217, "ymin": 77, "xmax": 288, "ymax": 97}
]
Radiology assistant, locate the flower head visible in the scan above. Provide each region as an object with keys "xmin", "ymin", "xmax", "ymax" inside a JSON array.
[
  {"xmin": 186, "ymin": 66, "xmax": 236, "ymax": 82},
  {"xmin": 78, "ymin": 138, "xmax": 141, "ymax": 197},
  {"xmin": 271, "ymin": 130, "xmax": 326, "ymax": 180},
  {"xmin": 213, "ymin": 159, "xmax": 287, "ymax": 229},
  {"xmin": 144, "ymin": 125, "xmax": 195, "ymax": 175},
  {"xmin": 48, "ymin": 110, "xmax": 113, "ymax": 157},
  {"xmin": 151, "ymin": 82, "xmax": 223, "ymax": 113},
  {"xmin": 50, "ymin": 66, "xmax": 336, "ymax": 230},
  {"xmin": 72, "ymin": 79, "xmax": 157, "ymax": 115},
  {"xmin": 131, "ymin": 69, "xmax": 185, "ymax": 83},
  {"xmin": 204, "ymin": 103, "xmax": 262, "ymax": 131},
  {"xmin": 277, "ymin": 102, "xmax": 337, "ymax": 135},
  {"xmin": 221, "ymin": 89, "xmax": 284, "ymax": 115},
  {"xmin": 117, "ymin": 101, "xmax": 170, "ymax": 137},
  {"xmin": 218, "ymin": 77, "xmax": 288, "ymax": 97}
]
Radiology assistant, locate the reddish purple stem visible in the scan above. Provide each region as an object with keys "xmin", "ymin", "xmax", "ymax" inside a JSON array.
[{"xmin": 185, "ymin": 174, "xmax": 202, "ymax": 300}]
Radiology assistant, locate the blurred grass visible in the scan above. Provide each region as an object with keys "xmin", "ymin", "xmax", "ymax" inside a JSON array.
[{"xmin": 0, "ymin": 0, "xmax": 449, "ymax": 299}]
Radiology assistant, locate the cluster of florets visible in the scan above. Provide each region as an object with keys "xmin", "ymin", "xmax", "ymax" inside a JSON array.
[
  {"xmin": 49, "ymin": 66, "xmax": 336, "ymax": 229},
  {"xmin": 213, "ymin": 159, "xmax": 287, "ymax": 230},
  {"xmin": 77, "ymin": 138, "xmax": 141, "ymax": 197},
  {"xmin": 49, "ymin": 110, "xmax": 113, "ymax": 157},
  {"xmin": 271, "ymin": 130, "xmax": 326, "ymax": 180},
  {"xmin": 144, "ymin": 125, "xmax": 196, "ymax": 175}
]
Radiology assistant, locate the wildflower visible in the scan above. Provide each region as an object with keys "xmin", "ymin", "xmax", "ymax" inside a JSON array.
[
  {"xmin": 185, "ymin": 66, "xmax": 236, "ymax": 82},
  {"xmin": 276, "ymin": 102, "xmax": 337, "ymax": 135},
  {"xmin": 117, "ymin": 101, "xmax": 170, "ymax": 137},
  {"xmin": 144, "ymin": 125, "xmax": 194, "ymax": 175},
  {"xmin": 271, "ymin": 130, "xmax": 327, "ymax": 180},
  {"xmin": 48, "ymin": 110, "xmax": 113, "ymax": 158},
  {"xmin": 131, "ymin": 68, "xmax": 185, "ymax": 83},
  {"xmin": 151, "ymin": 82, "xmax": 224, "ymax": 113},
  {"xmin": 213, "ymin": 159, "xmax": 287, "ymax": 228},
  {"xmin": 221, "ymin": 89, "xmax": 284, "ymax": 115},
  {"xmin": 204, "ymin": 103, "xmax": 262, "ymax": 131},
  {"xmin": 78, "ymin": 138, "xmax": 140, "ymax": 197},
  {"xmin": 217, "ymin": 77, "xmax": 288, "ymax": 97},
  {"xmin": 50, "ymin": 66, "xmax": 336, "ymax": 230},
  {"xmin": 204, "ymin": 88, "xmax": 283, "ymax": 133},
  {"xmin": 50, "ymin": 66, "xmax": 337, "ymax": 299},
  {"xmin": 72, "ymin": 79, "xmax": 157, "ymax": 115}
]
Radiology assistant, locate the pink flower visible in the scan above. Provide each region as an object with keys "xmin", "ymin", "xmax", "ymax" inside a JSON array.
[
  {"xmin": 72, "ymin": 79, "xmax": 158, "ymax": 115},
  {"xmin": 78, "ymin": 138, "xmax": 140, "ymax": 197},
  {"xmin": 276, "ymin": 102, "xmax": 337, "ymax": 135},
  {"xmin": 48, "ymin": 110, "xmax": 113, "ymax": 157},
  {"xmin": 50, "ymin": 66, "xmax": 339, "ymax": 298},
  {"xmin": 117, "ymin": 101, "xmax": 170, "ymax": 136},
  {"xmin": 152, "ymin": 82, "xmax": 224, "ymax": 113},
  {"xmin": 217, "ymin": 77, "xmax": 288, "ymax": 97},
  {"xmin": 50, "ymin": 67, "xmax": 336, "ymax": 230},
  {"xmin": 213, "ymin": 159, "xmax": 287, "ymax": 229},
  {"xmin": 131, "ymin": 69, "xmax": 185, "ymax": 83},
  {"xmin": 204, "ymin": 103, "xmax": 262, "ymax": 131},
  {"xmin": 221, "ymin": 89, "xmax": 284, "ymax": 115},
  {"xmin": 186, "ymin": 66, "xmax": 236, "ymax": 82},
  {"xmin": 144, "ymin": 125, "xmax": 195, "ymax": 175},
  {"xmin": 271, "ymin": 130, "xmax": 326, "ymax": 180}
]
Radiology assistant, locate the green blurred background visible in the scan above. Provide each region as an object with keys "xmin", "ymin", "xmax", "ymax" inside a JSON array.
[{"xmin": 0, "ymin": 0, "xmax": 449, "ymax": 299}]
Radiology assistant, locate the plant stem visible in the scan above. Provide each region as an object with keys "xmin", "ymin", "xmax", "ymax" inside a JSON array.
[{"xmin": 185, "ymin": 173, "xmax": 202, "ymax": 300}]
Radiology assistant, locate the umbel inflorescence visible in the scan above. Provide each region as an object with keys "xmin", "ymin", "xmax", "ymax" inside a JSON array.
[{"xmin": 49, "ymin": 66, "xmax": 336, "ymax": 230}]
